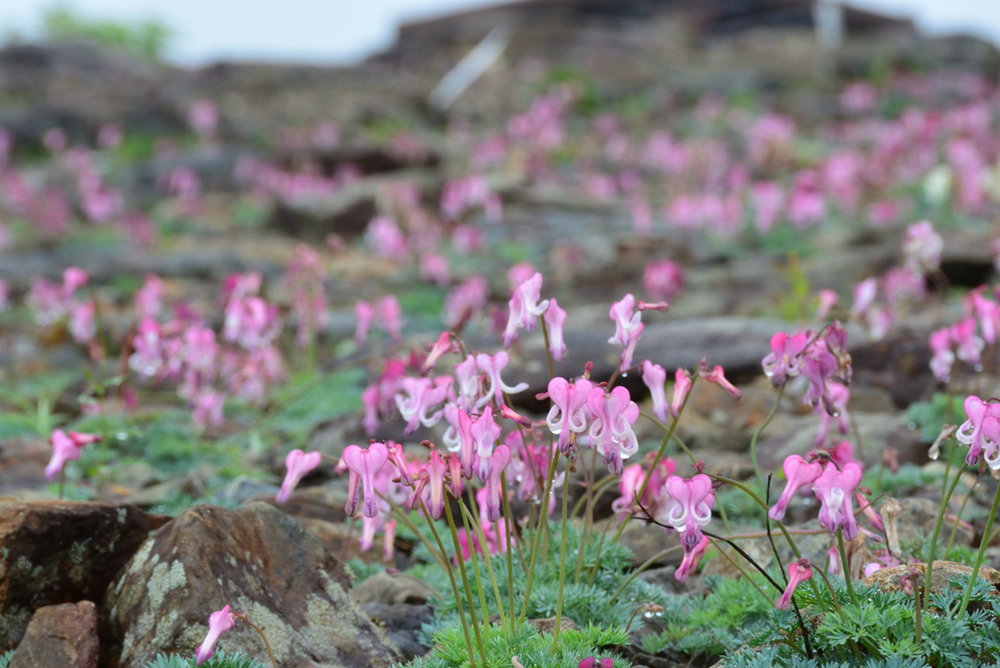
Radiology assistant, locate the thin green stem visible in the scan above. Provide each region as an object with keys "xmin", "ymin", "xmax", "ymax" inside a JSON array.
[
  {"xmin": 519, "ymin": 442, "xmax": 560, "ymax": 624},
  {"xmin": 501, "ymin": 474, "xmax": 517, "ymax": 630},
  {"xmin": 458, "ymin": 495, "xmax": 508, "ymax": 635},
  {"xmin": 443, "ymin": 501, "xmax": 488, "ymax": 665},
  {"xmin": 551, "ymin": 467, "xmax": 570, "ymax": 651},
  {"xmin": 957, "ymin": 473, "xmax": 1000, "ymax": 618},
  {"xmin": 708, "ymin": 537, "xmax": 774, "ymax": 603},
  {"xmin": 837, "ymin": 528, "xmax": 859, "ymax": 608},
  {"xmin": 750, "ymin": 384, "xmax": 785, "ymax": 488},
  {"xmin": 923, "ymin": 459, "xmax": 966, "ymax": 615},
  {"xmin": 946, "ymin": 474, "xmax": 977, "ymax": 554}
]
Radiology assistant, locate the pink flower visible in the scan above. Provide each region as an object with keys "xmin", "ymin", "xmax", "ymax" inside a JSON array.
[
  {"xmin": 608, "ymin": 294, "xmax": 644, "ymax": 372},
  {"xmin": 750, "ymin": 181, "xmax": 785, "ymax": 233},
  {"xmin": 972, "ymin": 291, "xmax": 1000, "ymax": 346},
  {"xmin": 587, "ymin": 386, "xmax": 640, "ymax": 476},
  {"xmin": 670, "ymin": 369, "xmax": 692, "ymax": 418},
  {"xmin": 191, "ymin": 389, "xmax": 224, "ymax": 429},
  {"xmin": 452, "ymin": 355, "xmax": 481, "ymax": 411},
  {"xmin": 675, "ymin": 534, "xmax": 709, "ymax": 582},
  {"xmin": 470, "ymin": 406, "xmax": 503, "ymax": 481},
  {"xmin": 343, "ymin": 442, "xmax": 389, "ymax": 518},
  {"xmin": 578, "ymin": 658, "xmax": 613, "ymax": 668},
  {"xmin": 824, "ymin": 440, "xmax": 855, "ymax": 470},
  {"xmin": 951, "ymin": 317, "xmax": 984, "ymax": 367},
  {"xmin": 386, "ymin": 441, "xmax": 414, "ymax": 487},
  {"xmin": 503, "ymin": 272, "xmax": 549, "ymax": 347},
  {"xmin": 376, "ymin": 295, "xmax": 403, "ymax": 342},
  {"xmin": 362, "ymin": 385, "xmax": 380, "ymax": 436},
  {"xmin": 761, "ymin": 331, "xmax": 809, "ymax": 387},
  {"xmin": 134, "ymin": 274, "xmax": 164, "ymax": 320},
  {"xmin": 814, "ymin": 383, "xmax": 850, "ymax": 446},
  {"xmin": 129, "ymin": 317, "xmax": 163, "ymax": 378},
  {"xmin": 367, "ymin": 216, "xmax": 408, "ymax": 260},
  {"xmin": 507, "ymin": 262, "xmax": 537, "ymax": 290},
  {"xmin": 69, "ymin": 301, "xmax": 96, "ymax": 344},
  {"xmin": 813, "ymin": 462, "xmax": 862, "ymax": 539},
  {"xmin": 195, "ymin": 605, "xmax": 235, "ymax": 665},
  {"xmin": 815, "ymin": 289, "xmax": 839, "ymax": 321},
  {"xmin": 545, "ymin": 377, "xmax": 594, "ymax": 451},
  {"xmin": 413, "ymin": 449, "xmax": 448, "ymax": 519},
  {"xmin": 544, "ymin": 298, "xmax": 567, "ymax": 362},
  {"xmin": 420, "ymin": 253, "xmax": 451, "ymax": 286},
  {"xmin": 641, "ymin": 361, "xmax": 668, "ymax": 422},
  {"xmin": 852, "ymin": 278, "xmax": 878, "ymax": 317},
  {"xmin": 188, "ymin": 100, "xmax": 218, "ymax": 137},
  {"xmin": 661, "ymin": 473, "xmax": 715, "ymax": 553},
  {"xmin": 956, "ymin": 395, "xmax": 1000, "ymax": 468},
  {"xmin": 768, "ymin": 455, "xmax": 823, "ymax": 521},
  {"xmin": 643, "ymin": 260, "xmax": 684, "ymax": 302},
  {"xmin": 700, "ymin": 359, "xmax": 741, "ymax": 399},
  {"xmin": 276, "ymin": 449, "xmax": 322, "ymax": 503},
  {"xmin": 395, "ymin": 376, "xmax": 452, "ymax": 435},
  {"xmin": 483, "ymin": 444, "xmax": 512, "ymax": 521},
  {"xmin": 775, "ymin": 559, "xmax": 813, "ymax": 610},
  {"xmin": 476, "ymin": 351, "xmax": 529, "ymax": 408},
  {"xmin": 856, "ymin": 492, "xmax": 885, "ymax": 532},
  {"xmin": 902, "ymin": 220, "xmax": 943, "ymax": 275},
  {"xmin": 44, "ymin": 429, "xmax": 94, "ymax": 481},
  {"xmin": 422, "ymin": 332, "xmax": 454, "ymax": 373},
  {"xmin": 800, "ymin": 347, "xmax": 838, "ymax": 414}
]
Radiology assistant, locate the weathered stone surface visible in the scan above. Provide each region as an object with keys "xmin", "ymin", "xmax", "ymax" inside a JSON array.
[
  {"xmin": 529, "ymin": 616, "xmax": 579, "ymax": 635},
  {"xmin": 103, "ymin": 502, "xmax": 400, "ymax": 668},
  {"xmin": 595, "ymin": 518, "xmax": 682, "ymax": 568},
  {"xmin": 0, "ymin": 501, "xmax": 169, "ymax": 651},
  {"xmin": 9, "ymin": 601, "xmax": 99, "ymax": 668},
  {"xmin": 352, "ymin": 572, "xmax": 440, "ymax": 606},
  {"xmin": 361, "ymin": 603, "xmax": 432, "ymax": 661},
  {"xmin": 865, "ymin": 561, "xmax": 1000, "ymax": 595}
]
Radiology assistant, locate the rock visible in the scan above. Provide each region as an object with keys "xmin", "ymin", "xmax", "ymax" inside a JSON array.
[
  {"xmin": 352, "ymin": 572, "xmax": 440, "ymax": 606},
  {"xmin": 123, "ymin": 463, "xmax": 215, "ymax": 507},
  {"xmin": 361, "ymin": 603, "xmax": 432, "ymax": 660},
  {"xmin": 9, "ymin": 601, "xmax": 99, "ymax": 668},
  {"xmin": 529, "ymin": 616, "xmax": 579, "ymax": 634},
  {"xmin": 865, "ymin": 561, "xmax": 1000, "ymax": 595},
  {"xmin": 0, "ymin": 438, "xmax": 51, "ymax": 495},
  {"xmin": 103, "ymin": 502, "xmax": 400, "ymax": 668},
  {"xmin": 219, "ymin": 476, "xmax": 281, "ymax": 506},
  {"xmin": 0, "ymin": 501, "xmax": 169, "ymax": 651},
  {"xmin": 595, "ymin": 518, "xmax": 682, "ymax": 568}
]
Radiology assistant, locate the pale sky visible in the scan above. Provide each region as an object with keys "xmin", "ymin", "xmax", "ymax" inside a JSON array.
[{"xmin": 0, "ymin": 0, "xmax": 998, "ymax": 65}]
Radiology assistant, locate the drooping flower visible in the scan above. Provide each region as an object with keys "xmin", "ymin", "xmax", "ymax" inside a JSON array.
[
  {"xmin": 483, "ymin": 444, "xmax": 512, "ymax": 521},
  {"xmin": 852, "ymin": 278, "xmax": 878, "ymax": 317},
  {"xmin": 587, "ymin": 386, "xmax": 640, "ymax": 476},
  {"xmin": 503, "ymin": 272, "xmax": 550, "ymax": 347},
  {"xmin": 362, "ymin": 385, "xmax": 380, "ymax": 436},
  {"xmin": 354, "ymin": 301, "xmax": 375, "ymax": 346},
  {"xmin": 544, "ymin": 298, "xmax": 568, "ymax": 362},
  {"xmin": 670, "ymin": 369, "xmax": 692, "ymax": 418},
  {"xmin": 768, "ymin": 455, "xmax": 823, "ymax": 521},
  {"xmin": 643, "ymin": 259, "xmax": 684, "ymax": 302},
  {"xmin": 660, "ymin": 473, "xmax": 715, "ymax": 554},
  {"xmin": 641, "ymin": 361, "xmax": 668, "ymax": 422},
  {"xmin": 422, "ymin": 332, "xmax": 454, "ymax": 373},
  {"xmin": 195, "ymin": 605, "xmax": 235, "ymax": 665},
  {"xmin": 814, "ymin": 383, "xmax": 850, "ymax": 446},
  {"xmin": 951, "ymin": 317, "xmax": 984, "ymax": 368},
  {"xmin": 470, "ymin": 406, "xmax": 503, "ymax": 481},
  {"xmin": 44, "ymin": 429, "xmax": 99, "ymax": 481},
  {"xmin": 608, "ymin": 294, "xmax": 644, "ymax": 372},
  {"xmin": 578, "ymin": 658, "xmax": 614, "ymax": 668},
  {"xmin": 413, "ymin": 448, "xmax": 448, "ymax": 519},
  {"xmin": 675, "ymin": 534, "xmax": 709, "ymax": 583},
  {"xmin": 343, "ymin": 442, "xmax": 389, "ymax": 518},
  {"xmin": 276, "ymin": 449, "xmax": 322, "ymax": 503},
  {"xmin": 929, "ymin": 327, "xmax": 954, "ymax": 382},
  {"xmin": 815, "ymin": 289, "xmax": 839, "ymax": 321},
  {"xmin": 813, "ymin": 462, "xmax": 863, "ymax": 539},
  {"xmin": 761, "ymin": 331, "xmax": 809, "ymax": 387},
  {"xmin": 775, "ymin": 559, "xmax": 813, "ymax": 610},
  {"xmin": 800, "ymin": 346, "xmax": 838, "ymax": 414},
  {"xmin": 700, "ymin": 359, "xmax": 741, "ymax": 400},
  {"xmin": 395, "ymin": 376, "xmax": 452, "ymax": 435},
  {"xmin": 957, "ymin": 395, "xmax": 1000, "ymax": 468},
  {"xmin": 545, "ymin": 376, "xmax": 594, "ymax": 451},
  {"xmin": 476, "ymin": 351, "xmax": 529, "ymax": 408}
]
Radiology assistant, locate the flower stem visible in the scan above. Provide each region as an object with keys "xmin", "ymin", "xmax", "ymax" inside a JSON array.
[
  {"xmin": 836, "ymin": 528, "xmax": 859, "ymax": 607},
  {"xmin": 957, "ymin": 471, "xmax": 1000, "ymax": 618},
  {"xmin": 750, "ymin": 384, "xmax": 785, "ymax": 489},
  {"xmin": 501, "ymin": 474, "xmax": 517, "ymax": 631},
  {"xmin": 923, "ymin": 458, "xmax": 966, "ymax": 615},
  {"xmin": 443, "ymin": 501, "xmax": 488, "ymax": 665},
  {"xmin": 551, "ymin": 470, "xmax": 570, "ymax": 652},
  {"xmin": 518, "ymin": 442, "xmax": 559, "ymax": 625},
  {"xmin": 239, "ymin": 615, "xmax": 278, "ymax": 668},
  {"xmin": 458, "ymin": 494, "xmax": 508, "ymax": 635}
]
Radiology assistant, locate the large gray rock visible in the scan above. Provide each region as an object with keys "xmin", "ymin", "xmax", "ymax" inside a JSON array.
[{"xmin": 102, "ymin": 502, "xmax": 400, "ymax": 668}]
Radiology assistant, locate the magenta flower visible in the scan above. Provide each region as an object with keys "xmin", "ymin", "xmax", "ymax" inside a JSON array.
[
  {"xmin": 422, "ymin": 332, "xmax": 454, "ymax": 373},
  {"xmin": 587, "ymin": 386, "xmax": 640, "ymax": 476},
  {"xmin": 643, "ymin": 259, "xmax": 684, "ymax": 302},
  {"xmin": 395, "ymin": 376, "xmax": 452, "ymax": 435},
  {"xmin": 641, "ymin": 361, "xmax": 668, "ymax": 422},
  {"xmin": 951, "ymin": 317, "xmax": 984, "ymax": 367},
  {"xmin": 972, "ymin": 291, "xmax": 1000, "ymax": 346},
  {"xmin": 362, "ymin": 385, "xmax": 380, "ymax": 436},
  {"xmin": 387, "ymin": 441, "xmax": 414, "ymax": 486},
  {"xmin": 470, "ymin": 406, "xmax": 503, "ymax": 481},
  {"xmin": 775, "ymin": 559, "xmax": 813, "ymax": 611},
  {"xmin": 825, "ymin": 441, "xmax": 855, "ymax": 470},
  {"xmin": 545, "ymin": 376, "xmax": 594, "ymax": 451},
  {"xmin": 855, "ymin": 492, "xmax": 885, "ymax": 532},
  {"xmin": 414, "ymin": 449, "xmax": 448, "ymax": 519},
  {"xmin": 670, "ymin": 369, "xmax": 692, "ymax": 418},
  {"xmin": 452, "ymin": 355, "xmax": 481, "ymax": 411},
  {"xmin": 376, "ymin": 295, "xmax": 403, "ymax": 342},
  {"xmin": 44, "ymin": 429, "xmax": 96, "ymax": 481},
  {"xmin": 134, "ymin": 274, "xmax": 164, "ymax": 320},
  {"xmin": 852, "ymin": 278, "xmax": 878, "ymax": 316},
  {"xmin": 276, "ymin": 449, "xmax": 322, "ymax": 503},
  {"xmin": 813, "ymin": 462, "xmax": 862, "ymax": 539},
  {"xmin": 343, "ymin": 442, "xmax": 389, "ymax": 518},
  {"xmin": 476, "ymin": 351, "xmax": 529, "ymax": 408},
  {"xmin": 544, "ymin": 298, "xmax": 568, "ymax": 362},
  {"xmin": 957, "ymin": 395, "xmax": 1000, "ymax": 467},
  {"xmin": 355, "ymin": 301, "xmax": 375, "ymax": 346},
  {"xmin": 611, "ymin": 464, "xmax": 646, "ymax": 518},
  {"xmin": 191, "ymin": 389, "xmax": 224, "ymax": 430},
  {"xmin": 195, "ymin": 605, "xmax": 235, "ymax": 665},
  {"xmin": 578, "ymin": 659, "xmax": 613, "ymax": 668},
  {"xmin": 761, "ymin": 331, "xmax": 809, "ymax": 387},
  {"xmin": 503, "ymin": 272, "xmax": 549, "ymax": 347},
  {"xmin": 814, "ymin": 383, "xmax": 850, "ymax": 446},
  {"xmin": 608, "ymin": 294, "xmax": 644, "ymax": 372},
  {"xmin": 699, "ymin": 359, "xmax": 742, "ymax": 399},
  {"xmin": 800, "ymin": 347, "xmax": 838, "ymax": 414},
  {"xmin": 929, "ymin": 327, "xmax": 954, "ymax": 382},
  {"xmin": 447, "ymin": 452, "xmax": 464, "ymax": 497},
  {"xmin": 69, "ymin": 301, "xmax": 96, "ymax": 344},
  {"xmin": 675, "ymin": 534, "xmax": 709, "ymax": 583},
  {"xmin": 815, "ymin": 289, "xmax": 839, "ymax": 321},
  {"xmin": 483, "ymin": 444, "xmax": 512, "ymax": 521},
  {"xmin": 768, "ymin": 455, "xmax": 823, "ymax": 521},
  {"xmin": 507, "ymin": 262, "xmax": 536, "ymax": 289},
  {"xmin": 661, "ymin": 473, "xmax": 715, "ymax": 553}
]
